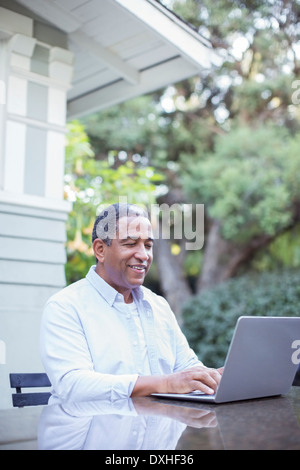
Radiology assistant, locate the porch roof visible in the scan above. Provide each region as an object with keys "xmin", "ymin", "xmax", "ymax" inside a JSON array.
[{"xmin": 14, "ymin": 0, "xmax": 216, "ymax": 118}]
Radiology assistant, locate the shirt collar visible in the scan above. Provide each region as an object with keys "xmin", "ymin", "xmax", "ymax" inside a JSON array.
[{"xmin": 86, "ymin": 265, "xmax": 144, "ymax": 306}]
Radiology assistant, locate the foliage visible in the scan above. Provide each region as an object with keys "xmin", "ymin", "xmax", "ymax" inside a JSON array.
[
  {"xmin": 182, "ymin": 269, "xmax": 300, "ymax": 368},
  {"xmin": 81, "ymin": 95, "xmax": 167, "ymax": 166},
  {"xmin": 182, "ymin": 125, "xmax": 300, "ymax": 242},
  {"xmin": 253, "ymin": 225, "xmax": 300, "ymax": 271},
  {"xmin": 64, "ymin": 121, "xmax": 163, "ymax": 284}
]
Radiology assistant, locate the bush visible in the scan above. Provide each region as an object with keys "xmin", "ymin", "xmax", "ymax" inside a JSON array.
[{"xmin": 182, "ymin": 269, "xmax": 300, "ymax": 368}]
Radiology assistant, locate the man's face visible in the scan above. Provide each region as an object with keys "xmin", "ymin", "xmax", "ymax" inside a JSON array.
[{"xmin": 95, "ymin": 216, "xmax": 154, "ymax": 296}]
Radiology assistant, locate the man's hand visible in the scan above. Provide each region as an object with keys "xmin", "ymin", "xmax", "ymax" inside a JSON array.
[
  {"xmin": 165, "ymin": 365, "xmax": 222, "ymax": 395},
  {"xmin": 131, "ymin": 366, "xmax": 223, "ymax": 397}
]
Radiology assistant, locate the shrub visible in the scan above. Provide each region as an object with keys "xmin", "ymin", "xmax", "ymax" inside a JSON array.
[{"xmin": 182, "ymin": 269, "xmax": 300, "ymax": 368}]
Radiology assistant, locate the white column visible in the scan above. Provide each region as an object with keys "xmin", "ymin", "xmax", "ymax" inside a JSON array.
[
  {"xmin": 0, "ymin": 9, "xmax": 74, "ymax": 207},
  {"xmin": 0, "ymin": 7, "xmax": 74, "ymax": 410},
  {"xmin": 45, "ymin": 46, "xmax": 73, "ymax": 200},
  {"xmin": 3, "ymin": 33, "xmax": 36, "ymax": 194},
  {"xmin": 0, "ymin": 39, "xmax": 8, "ymax": 190}
]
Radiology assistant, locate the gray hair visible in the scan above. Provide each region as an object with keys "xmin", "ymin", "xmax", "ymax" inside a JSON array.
[{"xmin": 92, "ymin": 203, "xmax": 149, "ymax": 245}]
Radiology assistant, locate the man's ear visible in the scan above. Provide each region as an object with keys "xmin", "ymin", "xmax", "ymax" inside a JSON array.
[{"xmin": 93, "ymin": 238, "xmax": 107, "ymax": 263}]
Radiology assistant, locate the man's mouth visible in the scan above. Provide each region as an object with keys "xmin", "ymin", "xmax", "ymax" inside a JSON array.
[{"xmin": 128, "ymin": 264, "xmax": 147, "ymax": 272}]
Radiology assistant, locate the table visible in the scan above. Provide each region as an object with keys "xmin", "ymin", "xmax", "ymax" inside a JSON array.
[{"xmin": 1, "ymin": 387, "xmax": 300, "ymax": 450}]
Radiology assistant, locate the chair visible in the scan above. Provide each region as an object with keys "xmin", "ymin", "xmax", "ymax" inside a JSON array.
[
  {"xmin": 293, "ymin": 364, "xmax": 300, "ymax": 387},
  {"xmin": 9, "ymin": 373, "xmax": 51, "ymax": 407}
]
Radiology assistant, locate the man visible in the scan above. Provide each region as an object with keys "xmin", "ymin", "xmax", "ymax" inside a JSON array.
[{"xmin": 41, "ymin": 203, "xmax": 221, "ymax": 403}]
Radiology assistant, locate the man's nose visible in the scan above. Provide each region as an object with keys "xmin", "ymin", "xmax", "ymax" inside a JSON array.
[{"xmin": 135, "ymin": 243, "xmax": 149, "ymax": 261}]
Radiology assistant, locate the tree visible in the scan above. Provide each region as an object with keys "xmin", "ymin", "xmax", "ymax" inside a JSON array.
[{"xmin": 182, "ymin": 125, "xmax": 300, "ymax": 290}]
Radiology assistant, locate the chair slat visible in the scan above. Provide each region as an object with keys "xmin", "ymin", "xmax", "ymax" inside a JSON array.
[
  {"xmin": 12, "ymin": 392, "xmax": 51, "ymax": 407},
  {"xmin": 10, "ymin": 373, "xmax": 51, "ymax": 389}
]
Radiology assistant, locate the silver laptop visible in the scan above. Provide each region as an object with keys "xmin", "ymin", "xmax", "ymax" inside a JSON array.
[{"xmin": 152, "ymin": 316, "xmax": 300, "ymax": 404}]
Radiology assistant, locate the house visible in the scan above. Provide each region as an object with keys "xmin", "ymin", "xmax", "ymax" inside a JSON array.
[{"xmin": 0, "ymin": 0, "xmax": 215, "ymax": 409}]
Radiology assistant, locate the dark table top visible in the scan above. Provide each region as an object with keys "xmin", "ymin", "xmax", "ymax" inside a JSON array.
[{"xmin": 32, "ymin": 387, "xmax": 300, "ymax": 450}]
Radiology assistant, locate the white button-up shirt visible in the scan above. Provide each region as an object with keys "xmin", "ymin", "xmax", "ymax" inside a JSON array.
[{"xmin": 40, "ymin": 266, "xmax": 201, "ymax": 403}]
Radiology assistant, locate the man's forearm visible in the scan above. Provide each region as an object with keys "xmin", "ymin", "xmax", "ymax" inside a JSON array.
[
  {"xmin": 131, "ymin": 375, "xmax": 168, "ymax": 397},
  {"xmin": 131, "ymin": 366, "xmax": 222, "ymax": 397}
]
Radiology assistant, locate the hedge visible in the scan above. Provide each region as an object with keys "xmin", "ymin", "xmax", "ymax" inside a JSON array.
[{"xmin": 182, "ymin": 269, "xmax": 300, "ymax": 368}]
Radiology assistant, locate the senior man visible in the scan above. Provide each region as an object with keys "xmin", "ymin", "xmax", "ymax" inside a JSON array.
[{"xmin": 40, "ymin": 203, "xmax": 221, "ymax": 403}]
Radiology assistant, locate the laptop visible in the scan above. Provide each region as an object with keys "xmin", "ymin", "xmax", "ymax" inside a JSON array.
[{"xmin": 152, "ymin": 316, "xmax": 300, "ymax": 404}]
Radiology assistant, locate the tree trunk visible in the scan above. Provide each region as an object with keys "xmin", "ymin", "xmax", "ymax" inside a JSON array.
[
  {"xmin": 197, "ymin": 218, "xmax": 293, "ymax": 293},
  {"xmin": 155, "ymin": 238, "xmax": 192, "ymax": 325},
  {"xmin": 197, "ymin": 219, "xmax": 229, "ymax": 292}
]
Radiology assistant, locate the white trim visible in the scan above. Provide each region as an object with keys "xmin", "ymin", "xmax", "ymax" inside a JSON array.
[
  {"xmin": 0, "ymin": 39, "xmax": 8, "ymax": 190},
  {"xmin": 7, "ymin": 76, "xmax": 27, "ymax": 116},
  {"xmin": 49, "ymin": 47, "xmax": 74, "ymax": 66},
  {"xmin": 3, "ymin": 120, "xmax": 26, "ymax": 194},
  {"xmin": 112, "ymin": 0, "xmax": 215, "ymax": 69},
  {"xmin": 68, "ymin": 56, "xmax": 197, "ymax": 118},
  {"xmin": 8, "ymin": 33, "xmax": 36, "ymax": 58},
  {"xmin": 10, "ymin": 66, "xmax": 73, "ymax": 91},
  {"xmin": 7, "ymin": 112, "xmax": 67, "ymax": 134},
  {"xmin": 0, "ymin": 190, "xmax": 72, "ymax": 214},
  {"xmin": 45, "ymin": 131, "xmax": 66, "ymax": 200},
  {"xmin": 47, "ymin": 87, "xmax": 67, "ymax": 127},
  {"xmin": 14, "ymin": 0, "xmax": 80, "ymax": 34},
  {"xmin": 0, "ymin": 7, "xmax": 33, "ymax": 37},
  {"xmin": 69, "ymin": 31, "xmax": 139, "ymax": 85},
  {"xmin": 0, "ymin": 259, "xmax": 67, "ymax": 287}
]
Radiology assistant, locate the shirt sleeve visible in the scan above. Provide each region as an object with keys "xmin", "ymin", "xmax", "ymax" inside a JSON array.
[{"xmin": 40, "ymin": 299, "xmax": 138, "ymax": 403}]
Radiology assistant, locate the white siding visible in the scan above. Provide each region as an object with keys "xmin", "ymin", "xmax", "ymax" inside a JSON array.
[{"xmin": 0, "ymin": 202, "xmax": 68, "ymax": 409}]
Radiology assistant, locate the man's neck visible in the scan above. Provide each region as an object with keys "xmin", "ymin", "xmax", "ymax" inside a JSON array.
[{"xmin": 94, "ymin": 264, "xmax": 133, "ymax": 304}]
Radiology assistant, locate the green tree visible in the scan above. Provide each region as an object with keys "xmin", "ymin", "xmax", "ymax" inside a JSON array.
[{"xmin": 182, "ymin": 125, "xmax": 300, "ymax": 290}]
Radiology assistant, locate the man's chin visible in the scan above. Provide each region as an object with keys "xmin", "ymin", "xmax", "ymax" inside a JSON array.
[
  {"xmin": 127, "ymin": 266, "xmax": 148, "ymax": 282},
  {"xmin": 128, "ymin": 274, "xmax": 147, "ymax": 289}
]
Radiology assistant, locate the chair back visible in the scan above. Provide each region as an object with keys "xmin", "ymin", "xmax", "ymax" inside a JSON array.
[{"xmin": 9, "ymin": 373, "xmax": 51, "ymax": 407}]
